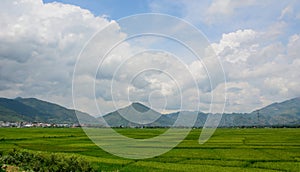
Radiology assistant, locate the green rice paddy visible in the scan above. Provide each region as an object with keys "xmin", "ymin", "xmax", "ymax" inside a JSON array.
[{"xmin": 0, "ymin": 128, "xmax": 299, "ymax": 171}]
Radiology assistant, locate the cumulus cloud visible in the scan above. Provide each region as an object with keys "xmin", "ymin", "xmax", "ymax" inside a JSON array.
[
  {"xmin": 92, "ymin": 50, "xmax": 214, "ymax": 114},
  {"xmin": 149, "ymin": 0, "xmax": 300, "ymax": 44},
  {"xmin": 1, "ymin": 0, "xmax": 299, "ymax": 116},
  {"xmin": 212, "ymin": 29, "xmax": 259, "ymax": 63},
  {"xmin": 212, "ymin": 29, "xmax": 300, "ymax": 112},
  {"xmin": 72, "ymin": 13, "xmax": 226, "ymax": 115},
  {"xmin": 0, "ymin": 0, "xmax": 111, "ymax": 111},
  {"xmin": 217, "ymin": 81, "xmax": 262, "ymax": 113}
]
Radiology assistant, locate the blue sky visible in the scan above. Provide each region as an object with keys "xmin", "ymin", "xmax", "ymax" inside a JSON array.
[
  {"xmin": 42, "ymin": 0, "xmax": 300, "ymax": 42},
  {"xmin": 0, "ymin": 0, "xmax": 299, "ymax": 115},
  {"xmin": 43, "ymin": 0, "xmax": 150, "ymax": 19}
]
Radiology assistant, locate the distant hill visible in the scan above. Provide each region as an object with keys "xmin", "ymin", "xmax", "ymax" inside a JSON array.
[
  {"xmin": 102, "ymin": 102, "xmax": 164, "ymax": 127},
  {"xmin": 100, "ymin": 97, "xmax": 300, "ymax": 127},
  {"xmin": 1, "ymin": 97, "xmax": 299, "ymax": 127},
  {"xmin": 0, "ymin": 97, "xmax": 97, "ymax": 124},
  {"xmin": 216, "ymin": 97, "xmax": 300, "ymax": 127},
  {"xmin": 249, "ymin": 97, "xmax": 300, "ymax": 126}
]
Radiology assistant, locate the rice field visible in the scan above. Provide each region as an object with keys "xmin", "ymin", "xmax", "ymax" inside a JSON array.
[{"xmin": 0, "ymin": 128, "xmax": 299, "ymax": 171}]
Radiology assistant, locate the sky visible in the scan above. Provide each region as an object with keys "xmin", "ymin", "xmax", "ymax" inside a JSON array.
[{"xmin": 0, "ymin": 0, "xmax": 299, "ymax": 115}]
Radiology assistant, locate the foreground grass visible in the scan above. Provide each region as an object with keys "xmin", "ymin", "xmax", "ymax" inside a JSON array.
[{"xmin": 0, "ymin": 128, "xmax": 299, "ymax": 171}]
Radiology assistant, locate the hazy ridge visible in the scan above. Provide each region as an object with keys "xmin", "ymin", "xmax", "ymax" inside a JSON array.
[{"xmin": 0, "ymin": 97, "xmax": 299, "ymax": 127}]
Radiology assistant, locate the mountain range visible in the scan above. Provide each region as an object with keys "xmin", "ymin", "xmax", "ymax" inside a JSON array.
[
  {"xmin": 0, "ymin": 97, "xmax": 96, "ymax": 124},
  {"xmin": 0, "ymin": 97, "xmax": 299, "ymax": 127}
]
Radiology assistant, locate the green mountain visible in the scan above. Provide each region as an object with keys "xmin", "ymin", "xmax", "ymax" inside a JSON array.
[
  {"xmin": 102, "ymin": 102, "xmax": 163, "ymax": 127},
  {"xmin": 100, "ymin": 97, "xmax": 300, "ymax": 127},
  {"xmin": 249, "ymin": 97, "xmax": 300, "ymax": 126},
  {"xmin": 216, "ymin": 97, "xmax": 300, "ymax": 127},
  {"xmin": 1, "ymin": 97, "xmax": 299, "ymax": 127},
  {"xmin": 0, "ymin": 97, "xmax": 97, "ymax": 124}
]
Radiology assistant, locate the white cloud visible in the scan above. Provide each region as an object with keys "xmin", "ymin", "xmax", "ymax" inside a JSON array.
[
  {"xmin": 206, "ymin": 0, "xmax": 257, "ymax": 17},
  {"xmin": 212, "ymin": 29, "xmax": 300, "ymax": 112},
  {"xmin": 287, "ymin": 34, "xmax": 300, "ymax": 59},
  {"xmin": 0, "ymin": 0, "xmax": 112, "ymax": 113},
  {"xmin": 221, "ymin": 81, "xmax": 262, "ymax": 113},
  {"xmin": 1, "ymin": 0, "xmax": 299, "ymax": 116},
  {"xmin": 92, "ymin": 51, "xmax": 211, "ymax": 114},
  {"xmin": 279, "ymin": 5, "xmax": 293, "ymax": 20},
  {"xmin": 264, "ymin": 77, "xmax": 289, "ymax": 96},
  {"xmin": 149, "ymin": 0, "xmax": 299, "ymax": 43},
  {"xmin": 151, "ymin": 0, "xmax": 267, "ymax": 25},
  {"xmin": 212, "ymin": 29, "xmax": 259, "ymax": 63}
]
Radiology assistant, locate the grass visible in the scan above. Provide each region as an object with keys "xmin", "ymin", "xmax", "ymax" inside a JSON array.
[{"xmin": 0, "ymin": 128, "xmax": 299, "ymax": 171}]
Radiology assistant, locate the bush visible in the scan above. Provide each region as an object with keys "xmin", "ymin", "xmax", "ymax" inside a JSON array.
[
  {"xmin": 0, "ymin": 149, "xmax": 95, "ymax": 172},
  {"xmin": 0, "ymin": 163, "xmax": 4, "ymax": 172}
]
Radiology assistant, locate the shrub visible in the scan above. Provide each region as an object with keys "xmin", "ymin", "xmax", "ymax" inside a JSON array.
[{"xmin": 0, "ymin": 149, "xmax": 95, "ymax": 172}]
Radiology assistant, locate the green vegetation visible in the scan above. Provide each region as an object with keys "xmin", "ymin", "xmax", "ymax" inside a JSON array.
[
  {"xmin": 0, "ymin": 97, "xmax": 96, "ymax": 124},
  {"xmin": 0, "ymin": 128, "xmax": 299, "ymax": 171},
  {"xmin": 0, "ymin": 149, "xmax": 95, "ymax": 172}
]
